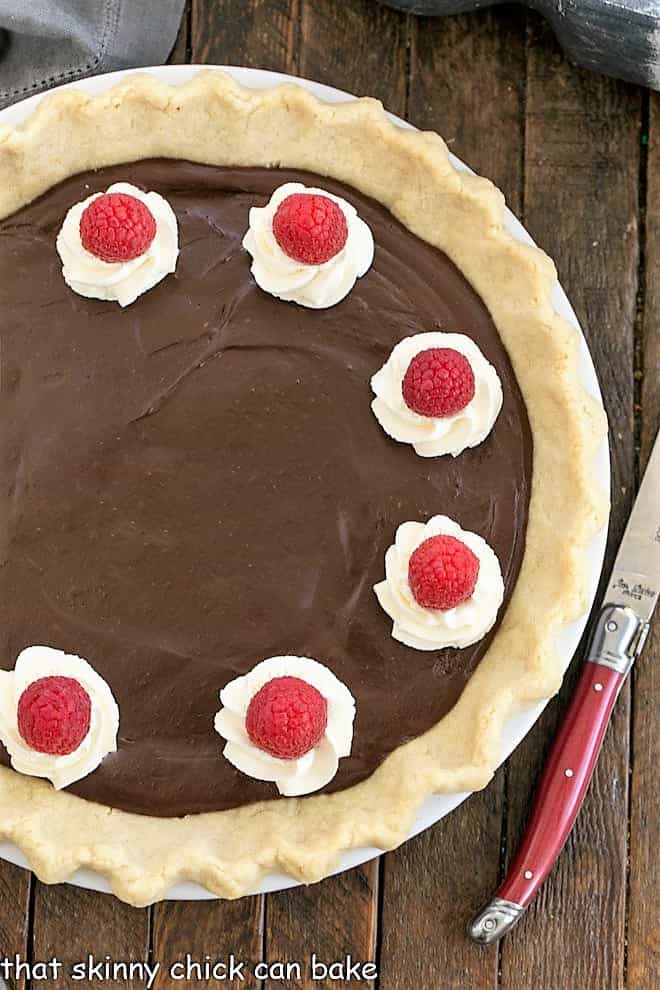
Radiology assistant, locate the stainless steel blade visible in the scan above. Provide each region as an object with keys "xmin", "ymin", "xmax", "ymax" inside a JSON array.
[{"xmin": 605, "ymin": 430, "xmax": 660, "ymax": 626}]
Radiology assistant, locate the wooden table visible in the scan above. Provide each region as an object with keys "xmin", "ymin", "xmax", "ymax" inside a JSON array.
[{"xmin": 1, "ymin": 2, "xmax": 657, "ymax": 987}]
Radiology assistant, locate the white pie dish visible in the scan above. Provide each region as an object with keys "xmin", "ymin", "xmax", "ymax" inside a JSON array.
[{"xmin": 0, "ymin": 63, "xmax": 610, "ymax": 901}]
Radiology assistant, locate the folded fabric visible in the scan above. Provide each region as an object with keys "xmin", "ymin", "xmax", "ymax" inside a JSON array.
[
  {"xmin": 379, "ymin": 0, "xmax": 660, "ymax": 90},
  {"xmin": 0, "ymin": 0, "xmax": 186, "ymax": 109}
]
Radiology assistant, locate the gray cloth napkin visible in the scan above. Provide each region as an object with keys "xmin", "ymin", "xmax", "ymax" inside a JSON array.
[{"xmin": 0, "ymin": 0, "xmax": 186, "ymax": 109}]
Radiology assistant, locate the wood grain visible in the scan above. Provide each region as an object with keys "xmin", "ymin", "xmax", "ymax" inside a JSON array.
[
  {"xmin": 265, "ymin": 866, "xmax": 379, "ymax": 989},
  {"xmin": 192, "ymin": 0, "xmax": 299, "ymax": 72},
  {"xmin": 261, "ymin": 4, "xmax": 406, "ymax": 983},
  {"xmin": 145, "ymin": 6, "xmax": 289, "ymax": 985},
  {"xmin": 152, "ymin": 898, "xmax": 264, "ymax": 989},
  {"xmin": 378, "ymin": 10, "xmax": 526, "ymax": 989},
  {"xmin": 168, "ymin": 0, "xmax": 192, "ymax": 65},
  {"xmin": 408, "ymin": 5, "xmax": 527, "ymax": 205},
  {"xmin": 500, "ymin": 12, "xmax": 641, "ymax": 989},
  {"xmin": 639, "ymin": 100, "xmax": 659, "ymax": 467},
  {"xmin": 0, "ymin": 861, "xmax": 31, "ymax": 990},
  {"xmin": 627, "ymin": 90, "xmax": 660, "ymax": 990},
  {"xmin": 31, "ymin": 883, "xmax": 149, "ymax": 989},
  {"xmin": 379, "ymin": 785, "xmax": 505, "ymax": 990},
  {"xmin": 299, "ymin": 0, "xmax": 408, "ymax": 109}
]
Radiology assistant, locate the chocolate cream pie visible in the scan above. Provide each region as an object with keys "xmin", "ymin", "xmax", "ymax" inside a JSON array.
[{"xmin": 0, "ymin": 73, "xmax": 607, "ymax": 905}]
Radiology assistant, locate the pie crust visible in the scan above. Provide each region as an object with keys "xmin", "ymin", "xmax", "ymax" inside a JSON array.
[{"xmin": 0, "ymin": 71, "xmax": 608, "ymax": 906}]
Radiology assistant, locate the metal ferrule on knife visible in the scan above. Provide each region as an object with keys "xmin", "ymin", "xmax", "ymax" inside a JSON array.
[{"xmin": 587, "ymin": 600, "xmax": 650, "ymax": 676}]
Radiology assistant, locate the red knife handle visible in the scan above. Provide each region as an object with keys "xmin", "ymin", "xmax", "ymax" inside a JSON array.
[
  {"xmin": 495, "ymin": 659, "xmax": 622, "ymax": 906},
  {"xmin": 469, "ymin": 602, "xmax": 646, "ymax": 944}
]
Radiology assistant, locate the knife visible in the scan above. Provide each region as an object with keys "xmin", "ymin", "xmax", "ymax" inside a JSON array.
[{"xmin": 469, "ymin": 429, "xmax": 660, "ymax": 944}]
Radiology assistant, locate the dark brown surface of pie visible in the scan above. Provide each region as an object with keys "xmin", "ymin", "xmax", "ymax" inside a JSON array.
[{"xmin": 0, "ymin": 161, "xmax": 532, "ymax": 816}]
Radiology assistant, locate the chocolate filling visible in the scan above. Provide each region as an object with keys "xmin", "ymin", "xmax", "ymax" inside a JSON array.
[{"xmin": 0, "ymin": 162, "xmax": 532, "ymax": 817}]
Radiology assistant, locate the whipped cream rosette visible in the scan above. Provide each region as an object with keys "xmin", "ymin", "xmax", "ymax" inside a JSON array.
[
  {"xmin": 371, "ymin": 332, "xmax": 503, "ymax": 457},
  {"xmin": 56, "ymin": 181, "xmax": 179, "ymax": 306},
  {"xmin": 242, "ymin": 182, "xmax": 374, "ymax": 308},
  {"xmin": 0, "ymin": 646, "xmax": 119, "ymax": 789},
  {"xmin": 215, "ymin": 655, "xmax": 356, "ymax": 796},
  {"xmin": 375, "ymin": 515, "xmax": 505, "ymax": 650}
]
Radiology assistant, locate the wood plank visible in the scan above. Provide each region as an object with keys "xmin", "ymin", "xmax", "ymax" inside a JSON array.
[
  {"xmin": 0, "ymin": 861, "xmax": 31, "ymax": 990},
  {"xmin": 2, "ymin": 17, "xmax": 189, "ymax": 990},
  {"xmin": 260, "ymin": 4, "xmax": 406, "ymax": 986},
  {"xmin": 379, "ymin": 778, "xmax": 505, "ymax": 990},
  {"xmin": 299, "ymin": 0, "xmax": 408, "ymax": 107},
  {"xmin": 500, "ymin": 13, "xmax": 641, "ymax": 989},
  {"xmin": 31, "ymin": 882, "xmax": 149, "ymax": 989},
  {"xmin": 192, "ymin": 0, "xmax": 299, "ymax": 73},
  {"xmin": 408, "ymin": 5, "xmax": 527, "ymax": 205},
  {"xmin": 379, "ymin": 9, "xmax": 526, "ymax": 989},
  {"xmin": 152, "ymin": 898, "xmax": 264, "ymax": 990},
  {"xmin": 145, "ymin": 6, "xmax": 301, "ymax": 984},
  {"xmin": 627, "ymin": 89, "xmax": 660, "ymax": 990},
  {"xmin": 265, "ymin": 866, "xmax": 378, "ymax": 990},
  {"xmin": 168, "ymin": 0, "xmax": 192, "ymax": 65}
]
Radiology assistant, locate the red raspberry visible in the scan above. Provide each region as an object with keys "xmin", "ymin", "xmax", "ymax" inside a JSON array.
[
  {"xmin": 17, "ymin": 676, "xmax": 92, "ymax": 756},
  {"xmin": 408, "ymin": 535, "xmax": 480, "ymax": 610},
  {"xmin": 402, "ymin": 347, "xmax": 475, "ymax": 418},
  {"xmin": 272, "ymin": 193, "xmax": 348, "ymax": 265},
  {"xmin": 80, "ymin": 192, "xmax": 157, "ymax": 263},
  {"xmin": 246, "ymin": 676, "xmax": 328, "ymax": 760}
]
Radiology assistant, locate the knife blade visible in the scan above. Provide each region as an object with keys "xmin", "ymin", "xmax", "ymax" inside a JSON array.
[
  {"xmin": 469, "ymin": 429, "xmax": 659, "ymax": 944},
  {"xmin": 604, "ymin": 434, "xmax": 660, "ymax": 626}
]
